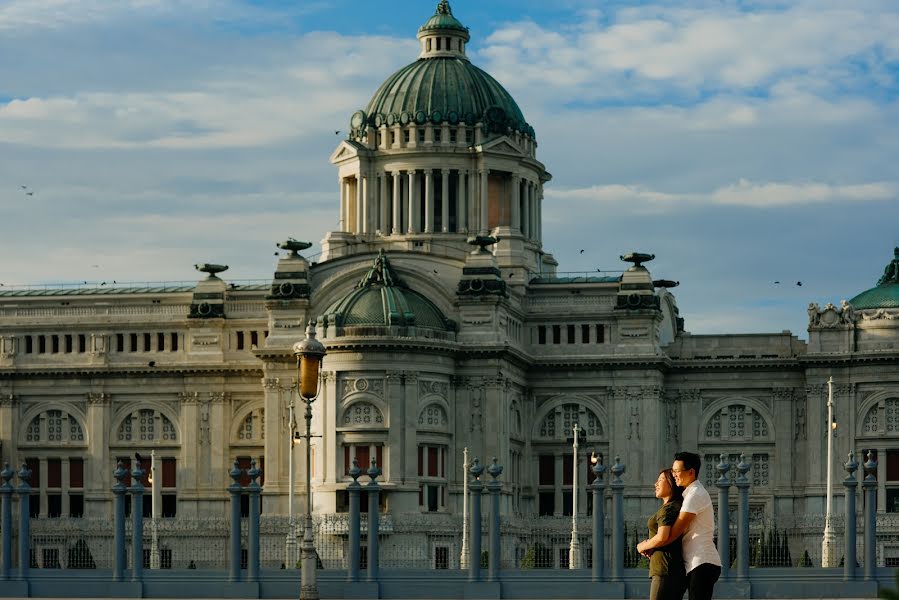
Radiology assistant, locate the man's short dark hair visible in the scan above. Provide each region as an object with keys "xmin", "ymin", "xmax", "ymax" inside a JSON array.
[{"xmin": 674, "ymin": 451, "xmax": 701, "ymax": 476}]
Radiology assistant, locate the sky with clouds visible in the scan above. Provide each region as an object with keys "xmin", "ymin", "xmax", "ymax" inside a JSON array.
[{"xmin": 1, "ymin": 0, "xmax": 898, "ymax": 339}]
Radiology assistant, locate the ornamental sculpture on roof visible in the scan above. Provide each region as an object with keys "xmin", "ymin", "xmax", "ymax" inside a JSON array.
[
  {"xmin": 357, "ymin": 250, "xmax": 408, "ymax": 289},
  {"xmin": 437, "ymin": 0, "xmax": 452, "ymax": 15},
  {"xmin": 877, "ymin": 246, "xmax": 899, "ymax": 286}
]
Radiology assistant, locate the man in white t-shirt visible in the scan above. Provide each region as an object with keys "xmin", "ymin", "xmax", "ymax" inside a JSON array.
[{"xmin": 663, "ymin": 452, "xmax": 722, "ymax": 600}]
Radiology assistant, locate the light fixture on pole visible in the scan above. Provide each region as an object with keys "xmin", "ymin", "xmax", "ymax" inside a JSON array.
[
  {"xmin": 822, "ymin": 376, "xmax": 837, "ymax": 567},
  {"xmin": 286, "ymin": 392, "xmax": 299, "ymax": 569},
  {"xmin": 293, "ymin": 321, "xmax": 326, "ymax": 600},
  {"xmin": 569, "ymin": 423, "xmax": 581, "ymax": 569},
  {"xmin": 460, "ymin": 447, "xmax": 469, "ymax": 570}
]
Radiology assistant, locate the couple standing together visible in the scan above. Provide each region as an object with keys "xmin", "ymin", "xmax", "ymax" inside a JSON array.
[{"xmin": 636, "ymin": 452, "xmax": 722, "ymax": 600}]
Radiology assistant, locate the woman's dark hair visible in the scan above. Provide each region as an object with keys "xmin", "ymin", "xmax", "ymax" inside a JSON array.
[{"xmin": 660, "ymin": 468, "xmax": 684, "ymax": 503}]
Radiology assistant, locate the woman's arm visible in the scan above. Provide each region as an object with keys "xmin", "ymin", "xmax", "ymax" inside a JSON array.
[{"xmin": 637, "ymin": 524, "xmax": 672, "ymax": 556}]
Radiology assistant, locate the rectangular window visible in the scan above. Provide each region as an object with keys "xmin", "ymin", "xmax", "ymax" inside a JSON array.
[
  {"xmin": 356, "ymin": 446, "xmax": 370, "ymax": 473},
  {"xmin": 418, "ymin": 129, "xmax": 425, "ymax": 143},
  {"xmin": 450, "ymin": 129, "xmax": 457, "ymax": 143},
  {"xmin": 39, "ymin": 336, "xmax": 46, "ymax": 353},
  {"xmin": 567, "ymin": 324, "xmax": 575, "ymax": 344},
  {"xmin": 436, "ymin": 37, "xmax": 442, "ymax": 51},
  {"xmin": 538, "ymin": 455, "xmax": 554, "ymax": 486},
  {"xmin": 162, "ymin": 494, "xmax": 177, "ymax": 518},
  {"xmin": 562, "ymin": 491, "xmax": 573, "ymax": 517},
  {"xmin": 390, "ymin": 132, "xmax": 396, "ymax": 146},
  {"xmin": 403, "ymin": 130, "xmax": 410, "ymax": 143},
  {"xmin": 48, "ymin": 458, "xmax": 62, "ymax": 488},
  {"xmin": 466, "ymin": 130, "xmax": 473, "ymax": 144},
  {"xmin": 562, "ymin": 454, "xmax": 573, "ymax": 486},
  {"xmin": 51, "ymin": 335, "xmax": 59, "ymax": 353},
  {"xmin": 236, "ymin": 331, "xmax": 245, "ymax": 350},
  {"xmin": 596, "ymin": 324, "xmax": 605, "ymax": 343},
  {"xmin": 170, "ymin": 333, "xmax": 178, "ymax": 351},
  {"xmin": 117, "ymin": 334, "xmax": 124, "ymax": 352},
  {"xmin": 130, "ymin": 333, "xmax": 138, "ymax": 352},
  {"xmin": 582, "ymin": 324, "xmax": 590, "ymax": 344},
  {"xmin": 70, "ymin": 458, "xmax": 84, "ymax": 487},
  {"xmin": 143, "ymin": 333, "xmax": 151, "ymax": 352},
  {"xmin": 250, "ymin": 331, "xmax": 259, "ymax": 347},
  {"xmin": 25, "ymin": 336, "xmax": 33, "ymax": 354},
  {"xmin": 427, "ymin": 485, "xmax": 439, "ymax": 512},
  {"xmin": 887, "ymin": 450, "xmax": 899, "ymax": 481},
  {"xmin": 417, "ymin": 447, "xmax": 423, "ymax": 477},
  {"xmin": 65, "ymin": 334, "xmax": 73, "ymax": 353},
  {"xmin": 69, "ymin": 494, "xmax": 84, "ymax": 518},
  {"xmin": 78, "ymin": 334, "xmax": 86, "ymax": 353},
  {"xmin": 434, "ymin": 129, "xmax": 441, "ymax": 143},
  {"xmin": 538, "ymin": 326, "xmax": 546, "ymax": 345},
  {"xmin": 538, "ymin": 492, "xmax": 554, "ymax": 516},
  {"xmin": 47, "ymin": 494, "xmax": 62, "ymax": 518},
  {"xmin": 157, "ymin": 332, "xmax": 165, "ymax": 351},
  {"xmin": 162, "ymin": 458, "xmax": 177, "ymax": 487},
  {"xmin": 552, "ymin": 325, "xmax": 561, "ymax": 344},
  {"xmin": 428, "ymin": 447, "xmax": 438, "ymax": 477}
]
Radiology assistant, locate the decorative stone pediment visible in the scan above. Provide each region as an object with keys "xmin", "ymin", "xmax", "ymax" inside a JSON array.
[
  {"xmin": 329, "ymin": 140, "xmax": 365, "ymax": 163},
  {"xmin": 478, "ymin": 136, "xmax": 523, "ymax": 157}
]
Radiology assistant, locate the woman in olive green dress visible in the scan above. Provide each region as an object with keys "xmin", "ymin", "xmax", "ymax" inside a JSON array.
[{"xmin": 636, "ymin": 468, "xmax": 686, "ymax": 600}]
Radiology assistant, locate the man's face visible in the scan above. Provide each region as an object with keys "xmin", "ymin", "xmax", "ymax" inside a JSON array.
[{"xmin": 672, "ymin": 459, "xmax": 694, "ymax": 487}]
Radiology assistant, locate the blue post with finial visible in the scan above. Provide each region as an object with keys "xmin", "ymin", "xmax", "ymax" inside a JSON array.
[
  {"xmin": 735, "ymin": 454, "xmax": 751, "ymax": 581},
  {"xmin": 247, "ymin": 460, "xmax": 262, "ymax": 582},
  {"xmin": 228, "ymin": 460, "xmax": 243, "ymax": 582},
  {"xmin": 0, "ymin": 463, "xmax": 14, "ymax": 581},
  {"xmin": 16, "ymin": 463, "xmax": 32, "ymax": 582},
  {"xmin": 129, "ymin": 458, "xmax": 145, "ymax": 583},
  {"xmin": 347, "ymin": 458, "xmax": 362, "ymax": 582},
  {"xmin": 843, "ymin": 452, "xmax": 858, "ymax": 581},
  {"xmin": 862, "ymin": 451, "xmax": 877, "ymax": 581},
  {"xmin": 610, "ymin": 456, "xmax": 625, "ymax": 582},
  {"xmin": 716, "ymin": 454, "xmax": 731, "ymax": 579},
  {"xmin": 112, "ymin": 461, "xmax": 128, "ymax": 581},
  {"xmin": 590, "ymin": 455, "xmax": 606, "ymax": 582},
  {"xmin": 487, "ymin": 458, "xmax": 503, "ymax": 582},
  {"xmin": 366, "ymin": 457, "xmax": 381, "ymax": 583},
  {"xmin": 468, "ymin": 458, "xmax": 484, "ymax": 582}
]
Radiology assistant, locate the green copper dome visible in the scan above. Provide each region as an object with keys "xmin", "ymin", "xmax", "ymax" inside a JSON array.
[
  {"xmin": 849, "ymin": 247, "xmax": 899, "ymax": 309},
  {"xmin": 353, "ymin": 1, "xmax": 534, "ymax": 138},
  {"xmin": 320, "ymin": 252, "xmax": 456, "ymax": 332}
]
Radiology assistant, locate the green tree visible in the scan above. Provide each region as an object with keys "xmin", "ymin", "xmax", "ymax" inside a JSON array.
[{"xmin": 879, "ymin": 570, "xmax": 899, "ymax": 600}]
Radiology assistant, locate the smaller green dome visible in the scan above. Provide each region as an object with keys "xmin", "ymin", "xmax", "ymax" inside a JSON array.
[
  {"xmin": 321, "ymin": 251, "xmax": 455, "ymax": 332},
  {"xmin": 849, "ymin": 247, "xmax": 899, "ymax": 309},
  {"xmin": 419, "ymin": 1, "xmax": 469, "ymax": 37}
]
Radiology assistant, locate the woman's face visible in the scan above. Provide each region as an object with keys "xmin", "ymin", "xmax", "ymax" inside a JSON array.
[{"xmin": 655, "ymin": 472, "xmax": 672, "ymax": 499}]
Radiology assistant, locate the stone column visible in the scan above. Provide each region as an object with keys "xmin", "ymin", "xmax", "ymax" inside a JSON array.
[
  {"xmin": 537, "ymin": 186, "xmax": 543, "ymax": 242},
  {"xmin": 522, "ymin": 182, "xmax": 531, "ymax": 239},
  {"xmin": 338, "ymin": 177, "xmax": 346, "ymax": 231},
  {"xmin": 85, "ymin": 393, "xmax": 109, "ymax": 517},
  {"xmin": 347, "ymin": 460, "xmax": 362, "ymax": 583},
  {"xmin": 228, "ymin": 461, "xmax": 242, "ymax": 582},
  {"xmin": 735, "ymin": 455, "xmax": 751, "ymax": 581},
  {"xmin": 366, "ymin": 461, "xmax": 381, "ymax": 583},
  {"xmin": 16, "ymin": 464, "xmax": 31, "ymax": 582},
  {"xmin": 391, "ymin": 171, "xmax": 401, "ymax": 234},
  {"xmin": 487, "ymin": 459, "xmax": 502, "ymax": 582},
  {"xmin": 361, "ymin": 175, "xmax": 369, "ymax": 234},
  {"xmin": 468, "ymin": 460, "xmax": 484, "ymax": 582},
  {"xmin": 130, "ymin": 461, "xmax": 145, "ymax": 583},
  {"xmin": 610, "ymin": 457, "xmax": 625, "ymax": 582},
  {"xmin": 843, "ymin": 452, "xmax": 858, "ymax": 581},
  {"xmin": 479, "ymin": 169, "xmax": 489, "ymax": 234},
  {"xmin": 591, "ymin": 460, "xmax": 606, "ymax": 582},
  {"xmin": 386, "ymin": 372, "xmax": 404, "ymax": 484},
  {"xmin": 112, "ymin": 462, "xmax": 127, "ymax": 582},
  {"xmin": 716, "ymin": 455, "xmax": 731, "ymax": 579},
  {"xmin": 467, "ymin": 170, "xmax": 476, "ymax": 233},
  {"xmin": 441, "ymin": 169, "xmax": 450, "ymax": 232},
  {"xmin": 511, "ymin": 175, "xmax": 521, "ymax": 231},
  {"xmin": 407, "ymin": 171, "xmax": 417, "ymax": 233},
  {"xmin": 379, "ymin": 173, "xmax": 388, "ymax": 234},
  {"xmin": 0, "ymin": 464, "xmax": 12, "ymax": 581},
  {"xmin": 424, "ymin": 170, "xmax": 434, "ymax": 233},
  {"xmin": 863, "ymin": 452, "xmax": 877, "ymax": 580},
  {"xmin": 61, "ymin": 458, "xmax": 70, "ymax": 516}
]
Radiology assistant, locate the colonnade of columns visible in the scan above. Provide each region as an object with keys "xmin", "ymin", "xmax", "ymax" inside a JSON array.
[{"xmin": 338, "ymin": 169, "xmax": 542, "ymax": 240}]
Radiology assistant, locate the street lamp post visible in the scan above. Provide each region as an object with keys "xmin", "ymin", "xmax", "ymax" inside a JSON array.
[
  {"xmin": 149, "ymin": 450, "xmax": 160, "ymax": 569},
  {"xmin": 287, "ymin": 397, "xmax": 298, "ymax": 569},
  {"xmin": 293, "ymin": 321, "xmax": 327, "ymax": 600},
  {"xmin": 822, "ymin": 376, "xmax": 836, "ymax": 567},
  {"xmin": 460, "ymin": 447, "xmax": 469, "ymax": 570},
  {"xmin": 569, "ymin": 423, "xmax": 581, "ymax": 569}
]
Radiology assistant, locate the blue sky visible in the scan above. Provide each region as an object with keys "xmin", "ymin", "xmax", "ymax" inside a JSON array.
[{"xmin": 1, "ymin": 0, "xmax": 898, "ymax": 338}]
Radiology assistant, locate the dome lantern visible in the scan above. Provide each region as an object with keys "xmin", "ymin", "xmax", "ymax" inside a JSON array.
[{"xmin": 417, "ymin": 0, "xmax": 470, "ymax": 59}]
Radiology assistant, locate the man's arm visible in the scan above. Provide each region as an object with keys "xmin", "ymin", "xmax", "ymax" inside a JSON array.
[{"xmin": 657, "ymin": 510, "xmax": 696, "ymax": 545}]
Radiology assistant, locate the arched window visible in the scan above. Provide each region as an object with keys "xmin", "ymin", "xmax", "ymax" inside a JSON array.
[
  {"xmin": 23, "ymin": 409, "xmax": 85, "ymax": 444},
  {"xmin": 343, "ymin": 402, "xmax": 384, "ymax": 427},
  {"xmin": 238, "ymin": 408, "xmax": 265, "ymax": 441},
  {"xmin": 117, "ymin": 408, "xmax": 177, "ymax": 443},
  {"xmin": 418, "ymin": 403, "xmax": 447, "ymax": 430}
]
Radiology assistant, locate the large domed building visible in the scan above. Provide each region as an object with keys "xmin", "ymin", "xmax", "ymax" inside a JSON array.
[{"xmin": 1, "ymin": 0, "xmax": 898, "ymax": 571}]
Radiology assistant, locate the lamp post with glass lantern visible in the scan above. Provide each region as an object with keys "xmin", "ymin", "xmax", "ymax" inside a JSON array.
[{"xmin": 293, "ymin": 321, "xmax": 327, "ymax": 600}]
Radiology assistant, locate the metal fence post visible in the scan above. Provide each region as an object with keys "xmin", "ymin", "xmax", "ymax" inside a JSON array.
[
  {"xmin": 112, "ymin": 461, "xmax": 128, "ymax": 582},
  {"xmin": 228, "ymin": 460, "xmax": 242, "ymax": 582},
  {"xmin": 862, "ymin": 451, "xmax": 877, "ymax": 581},
  {"xmin": 468, "ymin": 458, "xmax": 484, "ymax": 582},
  {"xmin": 16, "ymin": 463, "xmax": 32, "ymax": 582},
  {"xmin": 843, "ymin": 452, "xmax": 858, "ymax": 581},
  {"xmin": 366, "ymin": 458, "xmax": 381, "ymax": 583},
  {"xmin": 610, "ymin": 456, "xmax": 625, "ymax": 582},
  {"xmin": 591, "ymin": 458, "xmax": 606, "ymax": 582},
  {"xmin": 716, "ymin": 454, "xmax": 731, "ymax": 579},
  {"xmin": 735, "ymin": 454, "xmax": 751, "ymax": 581},
  {"xmin": 247, "ymin": 460, "xmax": 262, "ymax": 583},
  {"xmin": 130, "ymin": 459, "xmax": 145, "ymax": 583},
  {"xmin": 347, "ymin": 459, "xmax": 362, "ymax": 583},
  {"xmin": 0, "ymin": 463, "xmax": 13, "ymax": 581},
  {"xmin": 487, "ymin": 458, "xmax": 503, "ymax": 582}
]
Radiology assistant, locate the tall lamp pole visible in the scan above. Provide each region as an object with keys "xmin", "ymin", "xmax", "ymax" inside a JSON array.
[
  {"xmin": 293, "ymin": 321, "xmax": 327, "ymax": 600},
  {"xmin": 149, "ymin": 450, "xmax": 160, "ymax": 569},
  {"xmin": 569, "ymin": 423, "xmax": 581, "ymax": 569},
  {"xmin": 460, "ymin": 447, "xmax": 469, "ymax": 570},
  {"xmin": 286, "ymin": 395, "xmax": 298, "ymax": 568},
  {"xmin": 822, "ymin": 376, "xmax": 836, "ymax": 567}
]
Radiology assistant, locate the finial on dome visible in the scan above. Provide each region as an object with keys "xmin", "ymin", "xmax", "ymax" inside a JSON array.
[{"xmin": 437, "ymin": 0, "xmax": 452, "ymax": 15}]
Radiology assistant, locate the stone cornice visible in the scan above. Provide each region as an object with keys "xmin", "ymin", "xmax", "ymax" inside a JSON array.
[{"xmin": 0, "ymin": 365, "xmax": 264, "ymax": 378}]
